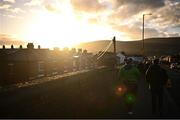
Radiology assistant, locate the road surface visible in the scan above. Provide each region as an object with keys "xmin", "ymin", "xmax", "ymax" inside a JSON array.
[{"xmin": 0, "ymin": 67, "xmax": 180, "ymax": 118}]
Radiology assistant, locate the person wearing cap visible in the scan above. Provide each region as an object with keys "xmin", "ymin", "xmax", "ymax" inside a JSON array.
[
  {"xmin": 146, "ymin": 59, "xmax": 168, "ymax": 115},
  {"xmin": 118, "ymin": 58, "xmax": 141, "ymax": 114}
]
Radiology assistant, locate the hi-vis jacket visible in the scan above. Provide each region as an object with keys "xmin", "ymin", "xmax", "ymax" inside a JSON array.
[{"xmin": 118, "ymin": 64, "xmax": 141, "ymax": 84}]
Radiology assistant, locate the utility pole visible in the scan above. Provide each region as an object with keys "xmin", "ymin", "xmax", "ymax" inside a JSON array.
[
  {"xmin": 142, "ymin": 14, "xmax": 145, "ymax": 56},
  {"xmin": 113, "ymin": 36, "xmax": 116, "ymax": 56},
  {"xmin": 112, "ymin": 36, "xmax": 117, "ymax": 68},
  {"xmin": 142, "ymin": 13, "xmax": 152, "ymax": 57}
]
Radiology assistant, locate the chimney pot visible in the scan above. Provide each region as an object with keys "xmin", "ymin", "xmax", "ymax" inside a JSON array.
[
  {"xmin": 3, "ymin": 45, "xmax": 5, "ymax": 49},
  {"xmin": 27, "ymin": 43, "xmax": 34, "ymax": 49},
  {"xmin": 11, "ymin": 45, "xmax": 14, "ymax": 49}
]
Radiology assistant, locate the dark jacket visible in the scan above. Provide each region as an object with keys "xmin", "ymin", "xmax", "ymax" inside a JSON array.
[{"xmin": 146, "ymin": 64, "xmax": 168, "ymax": 92}]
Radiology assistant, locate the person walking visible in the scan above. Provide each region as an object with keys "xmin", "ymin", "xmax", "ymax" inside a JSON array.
[
  {"xmin": 118, "ymin": 58, "xmax": 141, "ymax": 114},
  {"xmin": 146, "ymin": 59, "xmax": 168, "ymax": 116}
]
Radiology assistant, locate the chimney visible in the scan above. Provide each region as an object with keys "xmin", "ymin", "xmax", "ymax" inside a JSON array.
[
  {"xmin": 20, "ymin": 45, "xmax": 23, "ymax": 49},
  {"xmin": 78, "ymin": 48, "xmax": 82, "ymax": 53},
  {"xmin": 71, "ymin": 48, "xmax": 76, "ymax": 53},
  {"xmin": 83, "ymin": 49, "xmax": 87, "ymax": 54},
  {"xmin": 3, "ymin": 45, "xmax": 5, "ymax": 49},
  {"xmin": 38, "ymin": 45, "xmax": 41, "ymax": 49},
  {"xmin": 27, "ymin": 43, "xmax": 34, "ymax": 49},
  {"xmin": 11, "ymin": 45, "xmax": 14, "ymax": 49}
]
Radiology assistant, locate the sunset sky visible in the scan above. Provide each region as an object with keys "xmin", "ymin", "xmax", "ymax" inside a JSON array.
[{"xmin": 0, "ymin": 0, "xmax": 180, "ymax": 48}]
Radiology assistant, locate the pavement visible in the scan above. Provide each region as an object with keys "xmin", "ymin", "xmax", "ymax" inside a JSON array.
[{"xmin": 0, "ymin": 67, "xmax": 180, "ymax": 118}]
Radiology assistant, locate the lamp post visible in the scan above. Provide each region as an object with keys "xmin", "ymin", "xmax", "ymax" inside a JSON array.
[{"xmin": 142, "ymin": 13, "xmax": 152, "ymax": 57}]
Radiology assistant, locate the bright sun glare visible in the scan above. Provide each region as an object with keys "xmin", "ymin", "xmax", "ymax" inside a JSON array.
[
  {"xmin": 23, "ymin": 2, "xmax": 79, "ymax": 48},
  {"xmin": 22, "ymin": 1, "xmax": 125, "ymax": 49}
]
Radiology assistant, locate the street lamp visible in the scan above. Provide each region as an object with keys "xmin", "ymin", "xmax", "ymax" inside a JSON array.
[{"xmin": 142, "ymin": 13, "xmax": 152, "ymax": 56}]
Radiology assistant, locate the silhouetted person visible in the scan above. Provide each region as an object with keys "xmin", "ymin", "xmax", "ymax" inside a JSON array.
[
  {"xmin": 137, "ymin": 62, "xmax": 144, "ymax": 75},
  {"xmin": 118, "ymin": 58, "xmax": 141, "ymax": 114},
  {"xmin": 146, "ymin": 59, "xmax": 168, "ymax": 115},
  {"xmin": 144, "ymin": 61, "xmax": 151, "ymax": 73}
]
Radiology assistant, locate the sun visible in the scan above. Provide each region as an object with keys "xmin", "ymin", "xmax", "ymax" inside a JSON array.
[
  {"xmin": 23, "ymin": 12, "xmax": 110, "ymax": 49},
  {"xmin": 23, "ymin": 12, "xmax": 77, "ymax": 49},
  {"xmin": 22, "ymin": 1, "xmax": 84, "ymax": 49},
  {"xmin": 22, "ymin": 1, "xmax": 125, "ymax": 49}
]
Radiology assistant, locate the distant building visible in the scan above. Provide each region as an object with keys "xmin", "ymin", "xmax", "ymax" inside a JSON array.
[
  {"xmin": 0, "ymin": 43, "xmax": 49, "ymax": 85},
  {"xmin": 0, "ymin": 44, "xmax": 94, "ymax": 86}
]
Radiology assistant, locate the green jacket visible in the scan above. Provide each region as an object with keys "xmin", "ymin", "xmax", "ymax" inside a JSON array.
[{"xmin": 118, "ymin": 64, "xmax": 141, "ymax": 84}]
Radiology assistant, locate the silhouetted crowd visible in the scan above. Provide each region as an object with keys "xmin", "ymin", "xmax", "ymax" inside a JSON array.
[{"xmin": 118, "ymin": 57, "xmax": 169, "ymax": 116}]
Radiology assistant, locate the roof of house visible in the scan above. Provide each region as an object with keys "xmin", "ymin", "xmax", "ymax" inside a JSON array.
[{"xmin": 0, "ymin": 48, "xmax": 49, "ymax": 62}]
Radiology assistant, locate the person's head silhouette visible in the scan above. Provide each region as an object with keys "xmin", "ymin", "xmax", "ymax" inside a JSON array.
[
  {"xmin": 153, "ymin": 59, "xmax": 159, "ymax": 65},
  {"xmin": 126, "ymin": 58, "xmax": 133, "ymax": 65}
]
